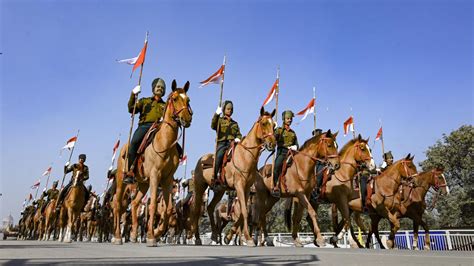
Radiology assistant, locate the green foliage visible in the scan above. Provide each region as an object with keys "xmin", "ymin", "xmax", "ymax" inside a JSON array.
[{"xmin": 420, "ymin": 125, "xmax": 473, "ymax": 228}]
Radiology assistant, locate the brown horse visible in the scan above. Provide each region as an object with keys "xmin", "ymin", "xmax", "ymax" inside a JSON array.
[
  {"xmin": 58, "ymin": 173, "xmax": 87, "ymax": 243},
  {"xmin": 360, "ymin": 166, "xmax": 449, "ymax": 249},
  {"xmin": 42, "ymin": 199, "xmax": 58, "ymax": 241},
  {"xmin": 254, "ymin": 130, "xmax": 340, "ymax": 247},
  {"xmin": 154, "ymin": 178, "xmax": 181, "ymax": 243},
  {"xmin": 113, "ymin": 80, "xmax": 193, "ymax": 246},
  {"xmin": 79, "ymin": 193, "xmax": 99, "ymax": 242},
  {"xmin": 32, "ymin": 201, "xmax": 46, "ymax": 240},
  {"xmin": 347, "ymin": 154, "xmax": 418, "ymax": 249},
  {"xmin": 189, "ymin": 107, "xmax": 276, "ymax": 246}
]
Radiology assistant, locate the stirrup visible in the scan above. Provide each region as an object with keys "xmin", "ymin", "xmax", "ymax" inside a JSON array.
[{"xmin": 123, "ymin": 176, "xmax": 135, "ymax": 184}]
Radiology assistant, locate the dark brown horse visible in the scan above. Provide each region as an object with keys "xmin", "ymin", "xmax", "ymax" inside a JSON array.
[
  {"xmin": 254, "ymin": 130, "xmax": 340, "ymax": 247},
  {"xmin": 359, "ymin": 166, "xmax": 448, "ymax": 249},
  {"xmin": 113, "ymin": 80, "xmax": 193, "ymax": 246},
  {"xmin": 189, "ymin": 107, "xmax": 276, "ymax": 246},
  {"xmin": 348, "ymin": 154, "xmax": 418, "ymax": 249}
]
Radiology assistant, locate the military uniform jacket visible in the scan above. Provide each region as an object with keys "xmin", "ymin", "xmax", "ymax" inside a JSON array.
[
  {"xmin": 275, "ymin": 126, "xmax": 299, "ymax": 148},
  {"xmin": 183, "ymin": 179, "xmax": 195, "ymax": 193},
  {"xmin": 46, "ymin": 188, "xmax": 59, "ymax": 201},
  {"xmin": 211, "ymin": 114, "xmax": 242, "ymax": 142},
  {"xmin": 128, "ymin": 93, "xmax": 166, "ymax": 125},
  {"xmin": 65, "ymin": 163, "xmax": 89, "ymax": 181}
]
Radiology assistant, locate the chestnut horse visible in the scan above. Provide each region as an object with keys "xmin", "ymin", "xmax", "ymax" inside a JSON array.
[
  {"xmin": 189, "ymin": 107, "xmax": 276, "ymax": 246},
  {"xmin": 113, "ymin": 80, "xmax": 193, "ymax": 247},
  {"xmin": 348, "ymin": 154, "xmax": 418, "ymax": 249},
  {"xmin": 42, "ymin": 199, "xmax": 58, "ymax": 241},
  {"xmin": 254, "ymin": 130, "xmax": 340, "ymax": 247},
  {"xmin": 58, "ymin": 172, "xmax": 86, "ymax": 243},
  {"xmin": 359, "ymin": 166, "xmax": 449, "ymax": 249}
]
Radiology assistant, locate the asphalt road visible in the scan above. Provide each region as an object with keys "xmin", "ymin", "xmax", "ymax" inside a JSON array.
[{"xmin": 1, "ymin": 240, "xmax": 472, "ymax": 265}]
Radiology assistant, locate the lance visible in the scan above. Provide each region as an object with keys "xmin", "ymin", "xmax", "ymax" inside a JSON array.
[
  {"xmin": 60, "ymin": 129, "xmax": 80, "ymax": 189},
  {"xmin": 379, "ymin": 122, "xmax": 386, "ymax": 156},
  {"xmin": 313, "ymin": 86, "xmax": 317, "ymax": 131},
  {"xmin": 34, "ymin": 181, "xmax": 41, "ymax": 199},
  {"xmin": 212, "ymin": 55, "xmax": 227, "ymax": 178},
  {"xmin": 124, "ymin": 31, "xmax": 149, "ymax": 174},
  {"xmin": 271, "ymin": 67, "xmax": 280, "ymax": 189},
  {"xmin": 44, "ymin": 164, "xmax": 53, "ymax": 191}
]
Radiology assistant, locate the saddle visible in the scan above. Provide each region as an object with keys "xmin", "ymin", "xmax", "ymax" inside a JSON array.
[
  {"xmin": 132, "ymin": 122, "xmax": 184, "ymax": 180},
  {"xmin": 352, "ymin": 174, "xmax": 374, "ymax": 208},
  {"xmin": 201, "ymin": 141, "xmax": 236, "ymax": 185}
]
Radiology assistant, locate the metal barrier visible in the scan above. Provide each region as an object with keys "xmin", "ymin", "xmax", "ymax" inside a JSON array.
[{"xmin": 200, "ymin": 229, "xmax": 473, "ymax": 251}]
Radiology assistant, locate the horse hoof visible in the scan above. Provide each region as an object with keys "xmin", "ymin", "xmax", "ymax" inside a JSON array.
[
  {"xmin": 424, "ymin": 245, "xmax": 431, "ymax": 250},
  {"xmin": 195, "ymin": 238, "xmax": 202, "ymax": 246},
  {"xmin": 265, "ymin": 237, "xmax": 274, "ymax": 246},
  {"xmin": 386, "ymin": 240, "xmax": 394, "ymax": 249},
  {"xmin": 316, "ymin": 237, "xmax": 326, "ymax": 247},
  {"xmin": 294, "ymin": 239, "xmax": 303, "ymax": 248},
  {"xmin": 329, "ymin": 236, "xmax": 338, "ymax": 246},
  {"xmin": 210, "ymin": 233, "xmax": 218, "ymax": 243},
  {"xmin": 246, "ymin": 240, "xmax": 256, "ymax": 247},
  {"xmin": 146, "ymin": 238, "xmax": 157, "ymax": 247},
  {"xmin": 65, "ymin": 239, "xmax": 72, "ymax": 243},
  {"xmin": 112, "ymin": 238, "xmax": 123, "ymax": 245},
  {"xmin": 130, "ymin": 237, "xmax": 137, "ymax": 243},
  {"xmin": 224, "ymin": 236, "xmax": 231, "ymax": 245}
]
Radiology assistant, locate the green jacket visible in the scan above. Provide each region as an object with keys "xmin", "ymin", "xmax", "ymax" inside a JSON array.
[
  {"xmin": 65, "ymin": 163, "xmax": 89, "ymax": 181},
  {"xmin": 46, "ymin": 188, "xmax": 59, "ymax": 201},
  {"xmin": 128, "ymin": 93, "xmax": 166, "ymax": 125},
  {"xmin": 275, "ymin": 126, "xmax": 298, "ymax": 148},
  {"xmin": 211, "ymin": 114, "xmax": 242, "ymax": 142},
  {"xmin": 182, "ymin": 178, "xmax": 195, "ymax": 193}
]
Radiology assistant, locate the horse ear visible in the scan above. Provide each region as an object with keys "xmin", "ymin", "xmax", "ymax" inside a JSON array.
[
  {"xmin": 410, "ymin": 154, "xmax": 415, "ymax": 160},
  {"xmin": 183, "ymin": 81, "xmax": 190, "ymax": 92},
  {"xmin": 358, "ymin": 134, "xmax": 362, "ymax": 140},
  {"xmin": 333, "ymin": 131, "xmax": 339, "ymax": 137},
  {"xmin": 172, "ymin": 80, "xmax": 177, "ymax": 91},
  {"xmin": 366, "ymin": 137, "xmax": 370, "ymax": 143},
  {"xmin": 260, "ymin": 106, "xmax": 265, "ymax": 116},
  {"xmin": 271, "ymin": 109, "xmax": 276, "ymax": 118},
  {"xmin": 406, "ymin": 153, "xmax": 411, "ymax": 160},
  {"xmin": 327, "ymin": 129, "xmax": 332, "ymax": 137}
]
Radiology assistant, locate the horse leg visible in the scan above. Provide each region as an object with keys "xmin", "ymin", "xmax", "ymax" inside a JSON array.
[
  {"xmin": 235, "ymin": 185, "xmax": 254, "ymax": 247},
  {"xmin": 207, "ymin": 190, "xmax": 225, "ymax": 243},
  {"xmin": 146, "ymin": 170, "xmax": 160, "ymax": 247},
  {"xmin": 419, "ymin": 218, "xmax": 431, "ymax": 250},
  {"xmin": 112, "ymin": 182, "xmax": 125, "ymax": 245},
  {"xmin": 130, "ymin": 183, "xmax": 148, "ymax": 243},
  {"xmin": 371, "ymin": 215, "xmax": 384, "ymax": 249},
  {"xmin": 291, "ymin": 201, "xmax": 304, "ymax": 247},
  {"xmin": 351, "ymin": 212, "xmax": 366, "ymax": 248},
  {"xmin": 154, "ymin": 183, "xmax": 172, "ymax": 238},
  {"xmin": 412, "ymin": 219, "xmax": 419, "ymax": 250},
  {"xmin": 225, "ymin": 216, "xmax": 241, "ymax": 245},
  {"xmin": 386, "ymin": 211, "xmax": 400, "ymax": 249},
  {"xmin": 295, "ymin": 192, "xmax": 325, "ymax": 247}
]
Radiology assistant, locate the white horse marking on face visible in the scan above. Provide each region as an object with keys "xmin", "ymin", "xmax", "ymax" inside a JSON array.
[{"xmin": 366, "ymin": 144, "xmax": 376, "ymax": 170}]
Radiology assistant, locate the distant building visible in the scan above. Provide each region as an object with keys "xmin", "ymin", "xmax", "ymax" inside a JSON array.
[{"xmin": 2, "ymin": 214, "xmax": 14, "ymax": 230}]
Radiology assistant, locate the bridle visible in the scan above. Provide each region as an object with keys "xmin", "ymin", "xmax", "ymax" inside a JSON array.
[
  {"xmin": 165, "ymin": 90, "xmax": 193, "ymax": 126},
  {"xmin": 237, "ymin": 115, "xmax": 275, "ymax": 157},
  {"xmin": 295, "ymin": 135, "xmax": 339, "ymax": 165},
  {"xmin": 340, "ymin": 141, "xmax": 372, "ymax": 171}
]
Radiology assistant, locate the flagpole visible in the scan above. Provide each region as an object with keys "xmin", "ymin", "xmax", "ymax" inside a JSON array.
[
  {"xmin": 271, "ymin": 67, "xmax": 280, "ymax": 189},
  {"xmin": 124, "ymin": 31, "xmax": 148, "ymax": 174},
  {"xmin": 380, "ymin": 122, "xmax": 385, "ymax": 155},
  {"xmin": 312, "ymin": 86, "xmax": 316, "ymax": 131},
  {"xmin": 44, "ymin": 163, "xmax": 53, "ymax": 189},
  {"xmin": 34, "ymin": 182, "xmax": 40, "ymax": 200},
  {"xmin": 350, "ymin": 108, "xmax": 356, "ymax": 139},
  {"xmin": 60, "ymin": 129, "xmax": 80, "ymax": 189},
  {"xmin": 212, "ymin": 55, "xmax": 226, "ymax": 180}
]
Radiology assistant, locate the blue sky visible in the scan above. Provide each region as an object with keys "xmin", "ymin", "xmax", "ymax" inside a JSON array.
[{"xmin": 1, "ymin": 0, "xmax": 472, "ymax": 221}]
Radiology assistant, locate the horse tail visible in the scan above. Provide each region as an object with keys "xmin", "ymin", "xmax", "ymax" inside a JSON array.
[{"xmin": 284, "ymin": 198, "xmax": 293, "ymax": 231}]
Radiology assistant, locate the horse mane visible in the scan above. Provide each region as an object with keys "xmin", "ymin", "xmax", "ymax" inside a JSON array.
[
  {"xmin": 299, "ymin": 134, "xmax": 322, "ymax": 151},
  {"xmin": 338, "ymin": 139, "xmax": 357, "ymax": 156},
  {"xmin": 240, "ymin": 112, "xmax": 273, "ymax": 142}
]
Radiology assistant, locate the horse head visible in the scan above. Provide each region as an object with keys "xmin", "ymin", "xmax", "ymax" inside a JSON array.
[
  {"xmin": 165, "ymin": 80, "xmax": 193, "ymax": 128},
  {"xmin": 348, "ymin": 134, "xmax": 375, "ymax": 171},
  {"xmin": 431, "ymin": 165, "xmax": 450, "ymax": 195},
  {"xmin": 255, "ymin": 107, "xmax": 277, "ymax": 151},
  {"xmin": 310, "ymin": 129, "xmax": 340, "ymax": 170},
  {"xmin": 72, "ymin": 170, "xmax": 84, "ymax": 187},
  {"xmin": 394, "ymin": 153, "xmax": 418, "ymax": 180}
]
